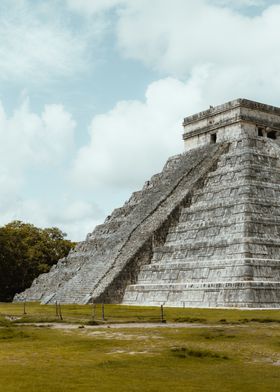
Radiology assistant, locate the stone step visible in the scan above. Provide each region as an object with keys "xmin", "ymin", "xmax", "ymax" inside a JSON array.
[
  {"xmin": 107, "ymin": 203, "xmax": 137, "ymax": 221},
  {"xmin": 144, "ymin": 258, "xmax": 280, "ymax": 269},
  {"xmin": 219, "ymin": 147, "xmax": 279, "ymax": 161},
  {"xmin": 152, "ymin": 236, "xmax": 280, "ymax": 263},
  {"xmin": 158, "ymin": 235, "xmax": 280, "ymax": 249},
  {"xmin": 89, "ymin": 220, "xmax": 123, "ymax": 239},
  {"xmin": 208, "ymin": 162, "xmax": 280, "ymax": 179},
  {"xmin": 183, "ymin": 197, "xmax": 280, "ymax": 215},
  {"xmin": 217, "ymin": 155, "xmax": 278, "ymax": 170},
  {"xmin": 172, "ymin": 216, "xmax": 280, "ymax": 233},
  {"xmin": 126, "ymin": 281, "xmax": 280, "ymax": 291},
  {"xmin": 136, "ymin": 259, "xmax": 280, "ymax": 284},
  {"xmin": 193, "ymin": 189, "xmax": 280, "ymax": 205},
  {"xmin": 193, "ymin": 179, "xmax": 280, "ymax": 197},
  {"xmin": 123, "ymin": 281, "xmax": 280, "ymax": 308},
  {"xmin": 218, "ymin": 151, "xmax": 278, "ymax": 163},
  {"xmin": 165, "ymin": 225, "xmax": 280, "ymax": 245}
]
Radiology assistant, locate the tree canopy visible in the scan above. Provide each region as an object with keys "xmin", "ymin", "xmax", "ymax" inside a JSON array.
[{"xmin": 0, "ymin": 221, "xmax": 75, "ymax": 302}]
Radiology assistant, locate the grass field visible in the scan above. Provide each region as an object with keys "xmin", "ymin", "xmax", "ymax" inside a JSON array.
[
  {"xmin": 0, "ymin": 303, "xmax": 279, "ymax": 392},
  {"xmin": 1, "ymin": 302, "xmax": 280, "ymax": 325}
]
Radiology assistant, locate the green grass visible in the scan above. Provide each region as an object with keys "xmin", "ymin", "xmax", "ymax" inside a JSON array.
[
  {"xmin": 1, "ymin": 302, "xmax": 280, "ymax": 325},
  {"xmin": 0, "ymin": 303, "xmax": 280, "ymax": 391},
  {"xmin": 0, "ymin": 322, "xmax": 279, "ymax": 391}
]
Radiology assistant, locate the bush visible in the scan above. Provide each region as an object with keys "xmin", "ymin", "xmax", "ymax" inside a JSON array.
[{"xmin": 0, "ymin": 221, "xmax": 75, "ymax": 301}]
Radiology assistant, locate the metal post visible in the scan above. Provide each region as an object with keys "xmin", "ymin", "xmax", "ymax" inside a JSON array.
[
  {"xmin": 160, "ymin": 304, "xmax": 164, "ymax": 323},
  {"xmin": 23, "ymin": 301, "xmax": 27, "ymax": 315},
  {"xmin": 58, "ymin": 303, "xmax": 63, "ymax": 321},
  {"xmin": 102, "ymin": 303, "xmax": 105, "ymax": 321}
]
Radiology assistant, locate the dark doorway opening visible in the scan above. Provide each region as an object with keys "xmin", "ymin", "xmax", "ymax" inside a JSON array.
[
  {"xmin": 267, "ymin": 131, "xmax": 277, "ymax": 140},
  {"xmin": 210, "ymin": 133, "xmax": 217, "ymax": 144}
]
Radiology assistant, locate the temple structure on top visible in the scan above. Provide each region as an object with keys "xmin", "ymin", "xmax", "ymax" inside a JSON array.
[
  {"xmin": 183, "ymin": 98, "xmax": 280, "ymax": 151},
  {"xmin": 15, "ymin": 99, "xmax": 280, "ymax": 308}
]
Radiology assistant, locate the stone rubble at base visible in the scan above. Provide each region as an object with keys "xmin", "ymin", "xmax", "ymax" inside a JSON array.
[{"xmin": 14, "ymin": 99, "xmax": 280, "ymax": 308}]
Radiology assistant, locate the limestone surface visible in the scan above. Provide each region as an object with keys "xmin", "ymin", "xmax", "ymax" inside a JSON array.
[{"xmin": 123, "ymin": 137, "xmax": 280, "ymax": 307}]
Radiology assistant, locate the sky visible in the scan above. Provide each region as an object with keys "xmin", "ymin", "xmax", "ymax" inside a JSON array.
[{"xmin": 1, "ymin": 0, "xmax": 280, "ymax": 240}]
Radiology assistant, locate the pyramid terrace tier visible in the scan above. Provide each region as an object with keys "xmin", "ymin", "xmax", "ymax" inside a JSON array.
[
  {"xmin": 151, "ymin": 237, "xmax": 280, "ymax": 262},
  {"xmin": 123, "ymin": 281, "xmax": 280, "ymax": 308},
  {"xmin": 192, "ymin": 180, "xmax": 280, "ymax": 201},
  {"xmin": 165, "ymin": 201, "xmax": 280, "ymax": 242},
  {"xmin": 135, "ymin": 259, "xmax": 280, "ymax": 284},
  {"xmin": 180, "ymin": 197, "xmax": 280, "ymax": 220}
]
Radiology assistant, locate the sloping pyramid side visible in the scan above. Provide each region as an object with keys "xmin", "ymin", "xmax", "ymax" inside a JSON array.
[
  {"xmin": 14, "ymin": 142, "xmax": 228, "ymax": 304},
  {"xmin": 123, "ymin": 136, "xmax": 280, "ymax": 307}
]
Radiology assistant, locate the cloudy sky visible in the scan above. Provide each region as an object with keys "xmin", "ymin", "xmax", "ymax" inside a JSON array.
[{"xmin": 1, "ymin": 0, "xmax": 280, "ymax": 240}]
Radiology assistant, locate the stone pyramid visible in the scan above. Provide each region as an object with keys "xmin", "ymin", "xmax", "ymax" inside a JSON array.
[{"xmin": 15, "ymin": 99, "xmax": 280, "ymax": 308}]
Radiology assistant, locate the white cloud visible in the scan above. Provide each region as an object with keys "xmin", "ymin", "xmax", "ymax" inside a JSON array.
[
  {"xmin": 11, "ymin": 198, "xmax": 103, "ymax": 241},
  {"xmin": 71, "ymin": 56, "xmax": 280, "ymax": 198},
  {"xmin": 63, "ymin": 0, "xmax": 280, "ymax": 82},
  {"xmin": 3, "ymin": 0, "xmax": 280, "ymax": 242},
  {"xmin": 66, "ymin": 0, "xmax": 125, "ymax": 15},
  {"xmin": 71, "ymin": 73, "xmax": 207, "ymax": 191},
  {"xmin": 0, "ymin": 0, "xmax": 102, "ymax": 83},
  {"xmin": 65, "ymin": 0, "xmax": 267, "ymax": 15},
  {"xmin": 0, "ymin": 99, "xmax": 75, "ymax": 169},
  {"xmin": 107, "ymin": 0, "xmax": 280, "ymax": 112},
  {"xmin": 49, "ymin": 199, "xmax": 103, "ymax": 240},
  {"xmin": 0, "ymin": 98, "xmax": 85, "ymax": 239},
  {"xmin": 212, "ymin": 0, "xmax": 265, "ymax": 7},
  {"xmin": 115, "ymin": 0, "xmax": 280, "ymax": 77}
]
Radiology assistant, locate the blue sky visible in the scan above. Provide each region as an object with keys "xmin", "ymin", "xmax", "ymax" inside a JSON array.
[{"xmin": 1, "ymin": 0, "xmax": 280, "ymax": 240}]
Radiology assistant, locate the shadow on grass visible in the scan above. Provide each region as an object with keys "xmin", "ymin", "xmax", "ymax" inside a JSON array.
[
  {"xmin": 170, "ymin": 346, "xmax": 229, "ymax": 360},
  {"xmin": 0, "ymin": 327, "xmax": 31, "ymax": 340},
  {"xmin": 174, "ymin": 317, "xmax": 207, "ymax": 323},
  {"xmin": 201, "ymin": 329, "xmax": 236, "ymax": 340},
  {"xmin": 238, "ymin": 318, "xmax": 280, "ymax": 324}
]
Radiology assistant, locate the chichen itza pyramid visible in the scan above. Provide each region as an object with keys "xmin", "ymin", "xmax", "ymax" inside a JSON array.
[{"xmin": 15, "ymin": 99, "xmax": 280, "ymax": 308}]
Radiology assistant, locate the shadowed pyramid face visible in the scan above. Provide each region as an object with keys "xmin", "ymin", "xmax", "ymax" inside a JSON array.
[{"xmin": 15, "ymin": 99, "xmax": 280, "ymax": 308}]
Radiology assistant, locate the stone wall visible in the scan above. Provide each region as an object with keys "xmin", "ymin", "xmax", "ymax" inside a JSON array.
[{"xmin": 183, "ymin": 99, "xmax": 280, "ymax": 151}]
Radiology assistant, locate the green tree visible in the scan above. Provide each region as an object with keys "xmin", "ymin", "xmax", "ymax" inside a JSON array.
[{"xmin": 0, "ymin": 221, "xmax": 75, "ymax": 302}]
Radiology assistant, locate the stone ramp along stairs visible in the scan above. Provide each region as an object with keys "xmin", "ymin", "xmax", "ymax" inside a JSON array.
[{"xmin": 14, "ymin": 99, "xmax": 280, "ymax": 308}]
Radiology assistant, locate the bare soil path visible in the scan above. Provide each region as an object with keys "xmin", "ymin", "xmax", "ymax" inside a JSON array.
[{"xmin": 17, "ymin": 322, "xmax": 226, "ymax": 329}]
